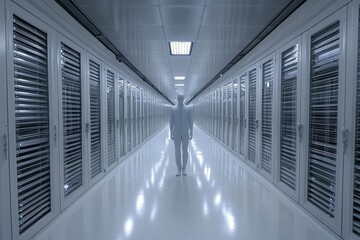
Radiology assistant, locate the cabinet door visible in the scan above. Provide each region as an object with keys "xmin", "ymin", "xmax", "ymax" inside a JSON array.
[
  {"xmin": 118, "ymin": 79, "xmax": 125, "ymax": 158},
  {"xmin": 233, "ymin": 79, "xmax": 239, "ymax": 152},
  {"xmin": 301, "ymin": 9, "xmax": 346, "ymax": 234},
  {"xmin": 88, "ymin": 57, "xmax": 103, "ymax": 183},
  {"xmin": 0, "ymin": 1, "xmax": 10, "ymax": 239},
  {"xmin": 239, "ymin": 73, "xmax": 247, "ymax": 159},
  {"xmin": 248, "ymin": 67, "xmax": 257, "ymax": 167},
  {"xmin": 132, "ymin": 85, "xmax": 136, "ymax": 149},
  {"xmin": 60, "ymin": 37, "xmax": 87, "ymax": 207},
  {"xmin": 227, "ymin": 82, "xmax": 233, "ymax": 148},
  {"xmin": 106, "ymin": 69, "xmax": 116, "ymax": 168},
  {"xmin": 277, "ymin": 38, "xmax": 301, "ymax": 200},
  {"xmin": 344, "ymin": 1, "xmax": 360, "ymax": 239},
  {"xmin": 222, "ymin": 85, "xmax": 227, "ymax": 143},
  {"xmin": 217, "ymin": 88, "xmax": 221, "ymax": 140},
  {"xmin": 126, "ymin": 82, "xmax": 132, "ymax": 153},
  {"xmin": 259, "ymin": 56, "xmax": 275, "ymax": 180},
  {"xmin": 8, "ymin": 13, "xmax": 59, "ymax": 240}
]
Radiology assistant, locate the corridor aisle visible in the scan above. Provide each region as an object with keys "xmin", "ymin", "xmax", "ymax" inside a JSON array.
[{"xmin": 33, "ymin": 126, "xmax": 340, "ymax": 240}]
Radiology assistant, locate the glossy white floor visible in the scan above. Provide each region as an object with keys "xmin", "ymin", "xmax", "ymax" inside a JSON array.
[{"xmin": 32, "ymin": 126, "xmax": 341, "ymax": 240}]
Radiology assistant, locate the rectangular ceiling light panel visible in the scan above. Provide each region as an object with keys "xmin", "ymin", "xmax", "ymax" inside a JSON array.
[
  {"xmin": 170, "ymin": 42, "xmax": 193, "ymax": 55},
  {"xmin": 174, "ymin": 76, "xmax": 186, "ymax": 80},
  {"xmin": 175, "ymin": 83, "xmax": 185, "ymax": 87}
]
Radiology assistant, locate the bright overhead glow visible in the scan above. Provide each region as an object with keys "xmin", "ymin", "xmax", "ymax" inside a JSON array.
[
  {"xmin": 170, "ymin": 42, "xmax": 192, "ymax": 55},
  {"xmin": 175, "ymin": 84, "xmax": 184, "ymax": 87},
  {"xmin": 174, "ymin": 76, "xmax": 186, "ymax": 80}
]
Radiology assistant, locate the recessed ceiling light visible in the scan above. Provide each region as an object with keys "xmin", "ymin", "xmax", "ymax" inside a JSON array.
[
  {"xmin": 169, "ymin": 42, "xmax": 193, "ymax": 55},
  {"xmin": 175, "ymin": 83, "xmax": 184, "ymax": 87},
  {"xmin": 174, "ymin": 76, "xmax": 186, "ymax": 80}
]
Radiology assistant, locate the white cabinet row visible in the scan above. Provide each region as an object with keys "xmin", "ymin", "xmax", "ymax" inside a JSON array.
[
  {"xmin": 1, "ymin": 3, "xmax": 169, "ymax": 240},
  {"xmin": 193, "ymin": 2, "xmax": 360, "ymax": 239}
]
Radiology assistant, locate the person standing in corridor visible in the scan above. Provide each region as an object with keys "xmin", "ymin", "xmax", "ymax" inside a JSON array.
[{"xmin": 169, "ymin": 94, "xmax": 193, "ymax": 176}]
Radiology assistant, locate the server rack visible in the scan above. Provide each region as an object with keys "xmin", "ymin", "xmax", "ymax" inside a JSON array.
[
  {"xmin": 118, "ymin": 78, "xmax": 125, "ymax": 159},
  {"xmin": 88, "ymin": 55, "xmax": 104, "ymax": 186},
  {"xmin": 275, "ymin": 37, "xmax": 302, "ymax": 201},
  {"xmin": 247, "ymin": 67, "xmax": 258, "ymax": 168},
  {"xmin": 233, "ymin": 78, "xmax": 240, "ymax": 152},
  {"xmin": 259, "ymin": 54, "xmax": 275, "ymax": 181},
  {"xmin": 300, "ymin": 8, "xmax": 346, "ymax": 234},
  {"xmin": 7, "ymin": 9, "xmax": 60, "ymax": 239}
]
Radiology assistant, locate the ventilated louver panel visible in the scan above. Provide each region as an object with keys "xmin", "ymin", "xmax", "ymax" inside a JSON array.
[
  {"xmin": 218, "ymin": 89, "xmax": 221, "ymax": 140},
  {"xmin": 233, "ymin": 80, "xmax": 238, "ymax": 151},
  {"xmin": 107, "ymin": 70, "xmax": 115, "ymax": 166},
  {"xmin": 119, "ymin": 79, "xmax": 125, "ymax": 157},
  {"xmin": 132, "ymin": 86, "xmax": 136, "ymax": 148},
  {"xmin": 353, "ymin": 9, "xmax": 360, "ymax": 236},
  {"xmin": 227, "ymin": 83, "xmax": 232, "ymax": 147},
  {"xmin": 13, "ymin": 16, "xmax": 51, "ymax": 234},
  {"xmin": 248, "ymin": 69, "xmax": 257, "ymax": 163},
  {"xmin": 280, "ymin": 45, "xmax": 298, "ymax": 191},
  {"xmin": 136, "ymin": 88, "xmax": 140, "ymax": 146},
  {"xmin": 222, "ymin": 86, "xmax": 227, "ymax": 143},
  {"xmin": 61, "ymin": 43, "xmax": 82, "ymax": 197},
  {"xmin": 89, "ymin": 60, "xmax": 101, "ymax": 178},
  {"xmin": 308, "ymin": 21, "xmax": 340, "ymax": 219},
  {"xmin": 126, "ymin": 82, "xmax": 132, "ymax": 152},
  {"xmin": 261, "ymin": 59, "xmax": 274, "ymax": 174},
  {"xmin": 240, "ymin": 75, "xmax": 246, "ymax": 156}
]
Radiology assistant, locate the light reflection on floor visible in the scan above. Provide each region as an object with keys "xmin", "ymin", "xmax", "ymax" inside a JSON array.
[{"xmin": 33, "ymin": 126, "xmax": 340, "ymax": 240}]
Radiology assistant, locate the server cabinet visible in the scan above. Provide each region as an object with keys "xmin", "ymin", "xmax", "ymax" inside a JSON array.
[
  {"xmin": 211, "ymin": 91, "xmax": 215, "ymax": 136},
  {"xmin": 233, "ymin": 78, "xmax": 240, "ymax": 152},
  {"xmin": 87, "ymin": 55, "xmax": 104, "ymax": 185},
  {"xmin": 276, "ymin": 37, "xmax": 302, "ymax": 201},
  {"xmin": 136, "ymin": 87, "xmax": 140, "ymax": 146},
  {"xmin": 227, "ymin": 82, "xmax": 233, "ymax": 148},
  {"xmin": 118, "ymin": 78, "xmax": 125, "ymax": 158},
  {"xmin": 247, "ymin": 67, "xmax": 258, "ymax": 168},
  {"xmin": 105, "ymin": 68, "xmax": 116, "ymax": 169},
  {"xmin": 141, "ymin": 89, "xmax": 145, "ymax": 142},
  {"xmin": 216, "ymin": 88, "xmax": 220, "ymax": 140},
  {"xmin": 343, "ymin": 2, "xmax": 360, "ymax": 239},
  {"xmin": 7, "ymin": 10, "xmax": 60, "ymax": 240},
  {"xmin": 239, "ymin": 73, "xmax": 247, "ymax": 159},
  {"xmin": 0, "ymin": 0, "xmax": 10, "ymax": 238},
  {"xmin": 131, "ymin": 85, "xmax": 136, "ymax": 148},
  {"xmin": 144, "ymin": 92, "xmax": 149, "ymax": 139},
  {"xmin": 222, "ymin": 85, "xmax": 227, "ymax": 143},
  {"xmin": 59, "ymin": 35, "xmax": 88, "ymax": 208},
  {"xmin": 125, "ymin": 81, "xmax": 132, "ymax": 153},
  {"xmin": 300, "ymin": 9, "xmax": 346, "ymax": 234},
  {"xmin": 259, "ymin": 55, "xmax": 275, "ymax": 181}
]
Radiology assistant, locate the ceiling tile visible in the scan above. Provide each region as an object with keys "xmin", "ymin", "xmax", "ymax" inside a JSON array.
[
  {"xmin": 159, "ymin": 0, "xmax": 206, "ymax": 5},
  {"xmin": 206, "ymin": 0, "xmax": 288, "ymax": 5},
  {"xmin": 164, "ymin": 26, "xmax": 199, "ymax": 42},
  {"xmin": 202, "ymin": 5, "xmax": 284, "ymax": 26},
  {"xmin": 80, "ymin": 6, "xmax": 162, "ymax": 26},
  {"xmin": 170, "ymin": 56, "xmax": 191, "ymax": 75},
  {"xmin": 161, "ymin": 6, "xmax": 204, "ymax": 26}
]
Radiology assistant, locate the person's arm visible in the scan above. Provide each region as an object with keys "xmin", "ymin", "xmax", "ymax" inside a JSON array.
[
  {"xmin": 189, "ymin": 107, "xmax": 193, "ymax": 140},
  {"xmin": 169, "ymin": 108, "xmax": 174, "ymax": 139}
]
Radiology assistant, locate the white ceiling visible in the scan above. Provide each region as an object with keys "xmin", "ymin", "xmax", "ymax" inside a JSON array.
[{"xmin": 73, "ymin": 0, "xmax": 292, "ymax": 102}]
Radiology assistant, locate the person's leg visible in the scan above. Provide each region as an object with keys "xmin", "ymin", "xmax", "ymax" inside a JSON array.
[
  {"xmin": 181, "ymin": 136, "xmax": 189, "ymax": 175},
  {"xmin": 174, "ymin": 136, "xmax": 182, "ymax": 175}
]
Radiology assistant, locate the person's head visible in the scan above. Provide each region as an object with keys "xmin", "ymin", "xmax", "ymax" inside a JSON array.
[{"xmin": 177, "ymin": 94, "xmax": 184, "ymax": 105}]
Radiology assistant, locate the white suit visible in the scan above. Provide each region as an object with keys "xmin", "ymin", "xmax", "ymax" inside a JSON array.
[{"xmin": 170, "ymin": 95, "xmax": 193, "ymax": 174}]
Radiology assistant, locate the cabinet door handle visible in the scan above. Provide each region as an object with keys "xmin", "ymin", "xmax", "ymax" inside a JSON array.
[
  {"xmin": 342, "ymin": 127, "xmax": 349, "ymax": 154},
  {"xmin": 85, "ymin": 122, "xmax": 90, "ymax": 133},
  {"xmin": 54, "ymin": 126, "xmax": 57, "ymax": 146},
  {"xmin": 297, "ymin": 123, "xmax": 303, "ymax": 141},
  {"xmin": 3, "ymin": 134, "xmax": 7, "ymax": 159}
]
